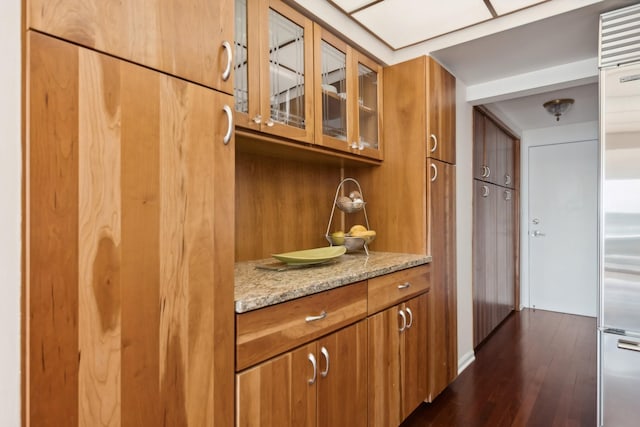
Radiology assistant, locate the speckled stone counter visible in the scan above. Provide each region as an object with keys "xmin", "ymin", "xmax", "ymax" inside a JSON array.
[{"xmin": 235, "ymin": 251, "xmax": 431, "ymax": 313}]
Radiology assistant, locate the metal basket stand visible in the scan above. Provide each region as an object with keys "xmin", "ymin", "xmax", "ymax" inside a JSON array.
[{"xmin": 325, "ymin": 177, "xmax": 371, "ymax": 255}]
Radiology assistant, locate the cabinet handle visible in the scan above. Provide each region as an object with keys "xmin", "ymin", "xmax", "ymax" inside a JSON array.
[
  {"xmin": 397, "ymin": 282, "xmax": 411, "ymax": 290},
  {"xmin": 320, "ymin": 346, "xmax": 330, "ymax": 377},
  {"xmin": 505, "ymin": 174, "xmax": 512, "ymax": 185},
  {"xmin": 486, "ymin": 166, "xmax": 491, "ymax": 178},
  {"xmin": 222, "ymin": 105, "xmax": 233, "ymax": 145},
  {"xmin": 481, "ymin": 185, "xmax": 489, "ymax": 198},
  {"xmin": 351, "ymin": 141, "xmax": 358, "ymax": 149},
  {"xmin": 221, "ymin": 40, "xmax": 232, "ymax": 81},
  {"xmin": 480, "ymin": 165, "xmax": 487, "ymax": 177},
  {"xmin": 405, "ymin": 307, "xmax": 413, "ymax": 329},
  {"xmin": 430, "ymin": 163, "xmax": 438, "ymax": 182},
  {"xmin": 252, "ymin": 114, "xmax": 262, "ymax": 124},
  {"xmin": 358, "ymin": 142, "xmax": 365, "ymax": 151},
  {"xmin": 305, "ymin": 310, "xmax": 327, "ymax": 322},
  {"xmin": 398, "ymin": 309, "xmax": 407, "ymax": 332},
  {"xmin": 266, "ymin": 118, "xmax": 275, "ymax": 127},
  {"xmin": 618, "ymin": 339, "xmax": 640, "ymax": 352},
  {"xmin": 430, "ymin": 134, "xmax": 438, "ymax": 153},
  {"xmin": 308, "ymin": 353, "xmax": 317, "ymax": 385},
  {"xmin": 504, "ymin": 190, "xmax": 512, "ymax": 201}
]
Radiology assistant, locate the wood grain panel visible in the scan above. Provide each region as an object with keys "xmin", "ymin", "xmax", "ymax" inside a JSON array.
[
  {"xmin": 26, "ymin": 31, "xmax": 80, "ymax": 426},
  {"xmin": 367, "ymin": 265, "xmax": 431, "ymax": 315},
  {"xmin": 317, "ymin": 321, "xmax": 368, "ymax": 427},
  {"xmin": 402, "ymin": 293, "xmax": 429, "ymax": 418},
  {"xmin": 27, "ymin": 0, "xmax": 234, "ymax": 93},
  {"xmin": 368, "ymin": 305, "xmax": 402, "ymax": 427},
  {"xmin": 427, "ymin": 159, "xmax": 457, "ymax": 401},
  {"xmin": 77, "ymin": 47, "xmax": 123, "ymax": 427},
  {"xmin": 236, "ymin": 281, "xmax": 367, "ymax": 371},
  {"xmin": 236, "ymin": 343, "xmax": 316, "ymax": 427},
  {"xmin": 120, "ymin": 62, "xmax": 161, "ymax": 427},
  {"xmin": 427, "ymin": 58, "xmax": 456, "ymax": 165},
  {"xmin": 234, "ymin": 150, "xmax": 339, "ymax": 261}
]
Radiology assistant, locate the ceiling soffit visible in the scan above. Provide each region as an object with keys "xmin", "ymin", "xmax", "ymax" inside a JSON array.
[{"xmin": 328, "ymin": 0, "xmax": 548, "ymax": 50}]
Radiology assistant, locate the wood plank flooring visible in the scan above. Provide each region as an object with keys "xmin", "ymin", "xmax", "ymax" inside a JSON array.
[{"xmin": 402, "ymin": 309, "xmax": 597, "ymax": 427}]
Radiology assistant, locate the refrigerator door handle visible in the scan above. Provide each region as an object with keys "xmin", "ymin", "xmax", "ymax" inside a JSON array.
[{"xmin": 618, "ymin": 339, "xmax": 640, "ymax": 352}]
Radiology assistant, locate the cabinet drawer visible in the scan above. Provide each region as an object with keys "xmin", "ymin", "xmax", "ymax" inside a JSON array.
[
  {"xmin": 368, "ymin": 265, "xmax": 431, "ymax": 315},
  {"xmin": 236, "ymin": 281, "xmax": 367, "ymax": 371}
]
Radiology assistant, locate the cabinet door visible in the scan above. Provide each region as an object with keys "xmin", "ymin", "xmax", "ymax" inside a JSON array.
[
  {"xmin": 427, "ymin": 58, "xmax": 456, "ymax": 164},
  {"xmin": 473, "ymin": 109, "xmax": 486, "ymax": 180},
  {"xmin": 26, "ymin": 31, "xmax": 235, "ymax": 426},
  {"xmin": 427, "ymin": 159, "xmax": 457, "ymax": 401},
  {"xmin": 497, "ymin": 188, "xmax": 516, "ymax": 317},
  {"xmin": 402, "ymin": 294, "xmax": 429, "ymax": 418},
  {"xmin": 484, "ymin": 119, "xmax": 499, "ymax": 185},
  {"xmin": 473, "ymin": 180, "xmax": 498, "ymax": 347},
  {"xmin": 314, "ymin": 24, "xmax": 351, "ymax": 154},
  {"xmin": 352, "ymin": 52, "xmax": 383, "ymax": 160},
  {"xmin": 258, "ymin": 0, "xmax": 314, "ymax": 142},
  {"xmin": 236, "ymin": 343, "xmax": 316, "ymax": 427},
  {"xmin": 317, "ymin": 322, "xmax": 368, "ymax": 427},
  {"xmin": 28, "ymin": 0, "xmax": 234, "ymax": 93},
  {"xmin": 368, "ymin": 306, "xmax": 403, "ymax": 427}
]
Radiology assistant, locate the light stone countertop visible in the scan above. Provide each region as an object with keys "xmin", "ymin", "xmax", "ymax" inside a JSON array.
[{"xmin": 235, "ymin": 251, "xmax": 431, "ymax": 313}]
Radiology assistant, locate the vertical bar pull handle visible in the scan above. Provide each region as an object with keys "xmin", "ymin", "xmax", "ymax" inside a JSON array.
[
  {"xmin": 398, "ymin": 310, "xmax": 407, "ymax": 332},
  {"xmin": 222, "ymin": 105, "xmax": 233, "ymax": 145},
  {"xmin": 308, "ymin": 353, "xmax": 317, "ymax": 384},
  {"xmin": 430, "ymin": 134, "xmax": 438, "ymax": 153},
  {"xmin": 221, "ymin": 41, "xmax": 232, "ymax": 81},
  {"xmin": 320, "ymin": 347, "xmax": 330, "ymax": 377},
  {"xmin": 405, "ymin": 307, "xmax": 413, "ymax": 329}
]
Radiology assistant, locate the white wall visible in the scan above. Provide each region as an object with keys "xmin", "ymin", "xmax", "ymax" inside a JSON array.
[
  {"xmin": 456, "ymin": 80, "xmax": 476, "ymax": 372},
  {"xmin": 0, "ymin": 0, "xmax": 21, "ymax": 425},
  {"xmin": 519, "ymin": 121, "xmax": 599, "ymax": 309}
]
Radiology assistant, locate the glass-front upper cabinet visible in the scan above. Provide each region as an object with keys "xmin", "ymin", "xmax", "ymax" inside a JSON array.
[
  {"xmin": 234, "ymin": 0, "xmax": 314, "ymax": 143},
  {"xmin": 314, "ymin": 24, "xmax": 382, "ymax": 160}
]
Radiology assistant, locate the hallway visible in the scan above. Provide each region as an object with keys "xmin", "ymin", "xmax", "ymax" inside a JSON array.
[{"xmin": 402, "ymin": 309, "xmax": 597, "ymax": 426}]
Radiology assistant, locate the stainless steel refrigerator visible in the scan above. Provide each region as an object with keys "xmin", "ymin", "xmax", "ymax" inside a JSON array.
[{"xmin": 599, "ymin": 5, "xmax": 640, "ymax": 426}]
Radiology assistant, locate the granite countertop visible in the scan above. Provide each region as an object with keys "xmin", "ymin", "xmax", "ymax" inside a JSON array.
[{"xmin": 235, "ymin": 251, "xmax": 431, "ymax": 313}]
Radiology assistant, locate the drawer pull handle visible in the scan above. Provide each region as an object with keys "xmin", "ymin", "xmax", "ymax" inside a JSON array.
[
  {"xmin": 405, "ymin": 307, "xmax": 413, "ymax": 329},
  {"xmin": 308, "ymin": 353, "xmax": 317, "ymax": 384},
  {"xmin": 320, "ymin": 346, "xmax": 330, "ymax": 377},
  {"xmin": 399, "ymin": 309, "xmax": 407, "ymax": 332},
  {"xmin": 618, "ymin": 339, "xmax": 640, "ymax": 352},
  {"xmin": 398, "ymin": 282, "xmax": 411, "ymax": 290},
  {"xmin": 305, "ymin": 311, "xmax": 327, "ymax": 322}
]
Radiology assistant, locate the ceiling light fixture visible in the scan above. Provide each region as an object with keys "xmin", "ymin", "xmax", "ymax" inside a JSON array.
[{"xmin": 543, "ymin": 98, "xmax": 574, "ymax": 121}]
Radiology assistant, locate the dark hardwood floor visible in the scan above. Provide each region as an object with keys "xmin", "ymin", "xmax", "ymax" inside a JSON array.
[{"xmin": 402, "ymin": 308, "xmax": 597, "ymax": 427}]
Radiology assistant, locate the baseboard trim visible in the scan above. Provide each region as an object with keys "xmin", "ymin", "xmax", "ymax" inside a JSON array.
[{"xmin": 458, "ymin": 350, "xmax": 476, "ymax": 374}]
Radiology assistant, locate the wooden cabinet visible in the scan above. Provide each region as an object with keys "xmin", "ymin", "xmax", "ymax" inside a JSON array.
[
  {"xmin": 473, "ymin": 181, "xmax": 517, "ymax": 347},
  {"xmin": 473, "ymin": 108, "xmax": 517, "ymax": 188},
  {"xmin": 313, "ymin": 24, "xmax": 383, "ymax": 160},
  {"xmin": 427, "ymin": 59, "xmax": 456, "ymax": 164},
  {"xmin": 25, "ymin": 31, "xmax": 235, "ymax": 426},
  {"xmin": 368, "ymin": 293, "xmax": 429, "ymax": 427},
  {"xmin": 27, "ymin": 0, "xmax": 234, "ymax": 94},
  {"xmin": 236, "ymin": 321, "xmax": 368, "ymax": 427},
  {"xmin": 426, "ymin": 159, "xmax": 457, "ymax": 400},
  {"xmin": 234, "ymin": 0, "xmax": 315, "ymax": 142}
]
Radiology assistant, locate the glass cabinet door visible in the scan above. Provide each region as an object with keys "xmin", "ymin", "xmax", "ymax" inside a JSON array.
[
  {"xmin": 234, "ymin": 0, "xmax": 261, "ymax": 130},
  {"xmin": 354, "ymin": 55, "xmax": 381, "ymax": 159},
  {"xmin": 261, "ymin": 0, "xmax": 314, "ymax": 142}
]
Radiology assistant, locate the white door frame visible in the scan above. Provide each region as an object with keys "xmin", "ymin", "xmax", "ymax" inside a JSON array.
[{"xmin": 519, "ymin": 121, "xmax": 599, "ymax": 309}]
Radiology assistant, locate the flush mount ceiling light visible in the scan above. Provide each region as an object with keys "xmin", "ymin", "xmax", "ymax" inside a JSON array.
[{"xmin": 543, "ymin": 98, "xmax": 575, "ymax": 121}]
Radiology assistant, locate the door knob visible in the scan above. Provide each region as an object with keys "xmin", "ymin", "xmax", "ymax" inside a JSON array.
[{"xmin": 531, "ymin": 230, "xmax": 546, "ymax": 237}]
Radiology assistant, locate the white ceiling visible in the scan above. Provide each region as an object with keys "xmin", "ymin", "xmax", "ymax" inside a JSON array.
[{"xmin": 290, "ymin": 0, "xmax": 640, "ymax": 134}]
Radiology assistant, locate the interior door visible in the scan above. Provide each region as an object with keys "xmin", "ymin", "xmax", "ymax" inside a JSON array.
[{"xmin": 528, "ymin": 140, "xmax": 598, "ymax": 316}]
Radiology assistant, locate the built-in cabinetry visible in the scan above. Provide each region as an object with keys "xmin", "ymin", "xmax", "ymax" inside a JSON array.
[
  {"xmin": 235, "ymin": 265, "xmax": 430, "ymax": 427},
  {"xmin": 234, "ymin": 0, "xmax": 382, "ymax": 160},
  {"xmin": 472, "ymin": 107, "xmax": 519, "ymax": 347},
  {"xmin": 356, "ymin": 55, "xmax": 457, "ymax": 403},
  {"xmin": 25, "ymin": 31, "xmax": 235, "ymax": 426}
]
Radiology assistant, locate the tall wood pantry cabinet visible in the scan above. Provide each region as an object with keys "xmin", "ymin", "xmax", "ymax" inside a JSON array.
[
  {"xmin": 472, "ymin": 108, "xmax": 519, "ymax": 347},
  {"xmin": 24, "ymin": 1, "xmax": 235, "ymax": 425},
  {"xmin": 356, "ymin": 55, "xmax": 457, "ymax": 403}
]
